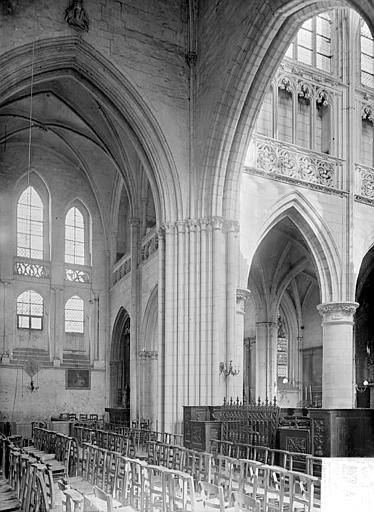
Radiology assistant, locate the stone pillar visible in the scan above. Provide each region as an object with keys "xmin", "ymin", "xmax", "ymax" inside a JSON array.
[
  {"xmin": 225, "ymin": 222, "xmax": 240, "ymax": 398},
  {"xmin": 0, "ymin": 281, "xmax": 11, "ymax": 362},
  {"xmin": 52, "ymin": 286, "xmax": 64, "ymax": 363},
  {"xmin": 227, "ymin": 288, "xmax": 250, "ymax": 398},
  {"xmin": 213, "ymin": 217, "xmax": 226, "ymax": 403},
  {"xmin": 317, "ymin": 302, "xmax": 359, "ymax": 409},
  {"xmin": 249, "ymin": 338, "xmax": 256, "ymax": 402},
  {"xmin": 163, "ymin": 223, "xmax": 176, "ymax": 432},
  {"xmin": 129, "ymin": 218, "xmax": 140, "ymax": 422},
  {"xmin": 157, "ymin": 227, "xmax": 165, "ymax": 431},
  {"xmin": 255, "ymin": 321, "xmax": 278, "ymax": 402}
]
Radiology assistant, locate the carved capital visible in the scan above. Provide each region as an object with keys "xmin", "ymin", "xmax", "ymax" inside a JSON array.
[
  {"xmin": 187, "ymin": 219, "xmax": 199, "ymax": 232},
  {"xmin": 225, "ymin": 220, "xmax": 240, "ymax": 234},
  {"xmin": 236, "ymin": 288, "xmax": 250, "ymax": 314},
  {"xmin": 199, "ymin": 218, "xmax": 210, "ymax": 231},
  {"xmin": 211, "ymin": 216, "xmax": 224, "ymax": 231},
  {"xmin": 317, "ymin": 301, "xmax": 359, "ymax": 322},
  {"xmin": 175, "ymin": 221, "xmax": 186, "ymax": 234},
  {"xmin": 163, "ymin": 222, "xmax": 175, "ymax": 235}
]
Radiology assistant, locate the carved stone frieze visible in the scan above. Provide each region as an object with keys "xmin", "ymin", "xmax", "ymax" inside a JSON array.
[
  {"xmin": 112, "ymin": 256, "xmax": 131, "ymax": 286},
  {"xmin": 356, "ymin": 164, "xmax": 374, "ymax": 199},
  {"xmin": 141, "ymin": 232, "xmax": 159, "ymax": 262},
  {"xmin": 252, "ymin": 135, "xmax": 342, "ymax": 190}
]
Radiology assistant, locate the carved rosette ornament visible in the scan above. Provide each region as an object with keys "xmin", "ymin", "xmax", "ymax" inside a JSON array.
[
  {"xmin": 65, "ymin": 0, "xmax": 89, "ymax": 32},
  {"xmin": 236, "ymin": 289, "xmax": 250, "ymax": 314},
  {"xmin": 317, "ymin": 302, "xmax": 359, "ymax": 323}
]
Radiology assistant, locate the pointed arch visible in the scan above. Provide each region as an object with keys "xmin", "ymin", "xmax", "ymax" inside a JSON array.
[
  {"xmin": 141, "ymin": 285, "xmax": 159, "ymax": 352},
  {"xmin": 0, "ymin": 36, "xmax": 182, "ymax": 223},
  {"xmin": 199, "ymin": 0, "xmax": 374, "ymax": 219},
  {"xmin": 257, "ymin": 191, "xmax": 341, "ymax": 303}
]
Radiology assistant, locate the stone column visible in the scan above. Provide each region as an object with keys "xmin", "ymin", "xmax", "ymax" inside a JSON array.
[
  {"xmin": 255, "ymin": 321, "xmax": 278, "ymax": 402},
  {"xmin": 317, "ymin": 302, "xmax": 359, "ymax": 409},
  {"xmin": 157, "ymin": 227, "xmax": 165, "ymax": 432},
  {"xmin": 225, "ymin": 222, "xmax": 240, "ymax": 398},
  {"xmin": 1, "ymin": 281, "xmax": 11, "ymax": 362},
  {"xmin": 52, "ymin": 286, "xmax": 64, "ymax": 364},
  {"xmin": 129, "ymin": 218, "xmax": 140, "ymax": 422},
  {"xmin": 212, "ymin": 217, "xmax": 226, "ymax": 403}
]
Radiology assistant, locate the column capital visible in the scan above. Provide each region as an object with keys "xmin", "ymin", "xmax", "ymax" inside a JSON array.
[
  {"xmin": 236, "ymin": 288, "xmax": 250, "ymax": 314},
  {"xmin": 175, "ymin": 220, "xmax": 186, "ymax": 234},
  {"xmin": 317, "ymin": 301, "xmax": 359, "ymax": 321},
  {"xmin": 225, "ymin": 220, "xmax": 240, "ymax": 234},
  {"xmin": 211, "ymin": 216, "xmax": 225, "ymax": 231}
]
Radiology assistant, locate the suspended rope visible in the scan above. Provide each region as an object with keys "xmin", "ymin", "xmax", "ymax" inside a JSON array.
[{"xmin": 27, "ymin": 38, "xmax": 36, "ymax": 184}]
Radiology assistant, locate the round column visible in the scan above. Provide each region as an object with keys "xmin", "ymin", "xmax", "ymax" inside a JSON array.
[{"xmin": 317, "ymin": 302, "xmax": 359, "ymax": 409}]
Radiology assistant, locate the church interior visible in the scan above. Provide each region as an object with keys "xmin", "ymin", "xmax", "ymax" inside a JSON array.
[{"xmin": 1, "ymin": 0, "xmax": 374, "ymax": 510}]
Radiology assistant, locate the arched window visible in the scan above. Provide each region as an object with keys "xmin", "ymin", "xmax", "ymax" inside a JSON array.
[
  {"xmin": 65, "ymin": 206, "xmax": 85, "ymax": 265},
  {"xmin": 17, "ymin": 186, "xmax": 44, "ymax": 259},
  {"xmin": 65, "ymin": 296, "xmax": 84, "ymax": 333},
  {"xmin": 361, "ymin": 21, "xmax": 374, "ymax": 88},
  {"xmin": 286, "ymin": 13, "xmax": 332, "ymax": 72},
  {"xmin": 17, "ymin": 290, "xmax": 43, "ymax": 330}
]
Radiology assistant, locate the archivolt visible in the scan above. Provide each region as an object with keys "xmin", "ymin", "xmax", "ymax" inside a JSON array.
[
  {"xmin": 201, "ymin": 0, "xmax": 374, "ymax": 219},
  {"xmin": 0, "ymin": 36, "xmax": 182, "ymax": 224},
  {"xmin": 257, "ymin": 192, "xmax": 341, "ymax": 303}
]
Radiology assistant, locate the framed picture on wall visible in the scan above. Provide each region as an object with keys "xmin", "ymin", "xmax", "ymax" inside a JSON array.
[{"xmin": 65, "ymin": 369, "xmax": 91, "ymax": 390}]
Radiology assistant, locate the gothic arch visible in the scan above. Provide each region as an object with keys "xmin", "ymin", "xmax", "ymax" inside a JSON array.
[
  {"xmin": 110, "ymin": 307, "xmax": 130, "ymax": 408},
  {"xmin": 0, "ymin": 36, "xmax": 182, "ymax": 224},
  {"xmin": 256, "ymin": 192, "xmax": 341, "ymax": 303},
  {"xmin": 200, "ymin": 0, "xmax": 374, "ymax": 219}
]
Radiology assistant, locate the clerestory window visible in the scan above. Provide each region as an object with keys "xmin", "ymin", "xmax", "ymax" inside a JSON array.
[
  {"xmin": 286, "ymin": 12, "xmax": 332, "ymax": 73},
  {"xmin": 17, "ymin": 186, "xmax": 44, "ymax": 260},
  {"xmin": 361, "ymin": 20, "xmax": 374, "ymax": 88},
  {"xmin": 65, "ymin": 206, "xmax": 85, "ymax": 265}
]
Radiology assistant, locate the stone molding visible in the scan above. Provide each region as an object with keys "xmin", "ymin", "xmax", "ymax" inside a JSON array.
[{"xmin": 236, "ymin": 288, "xmax": 250, "ymax": 313}]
